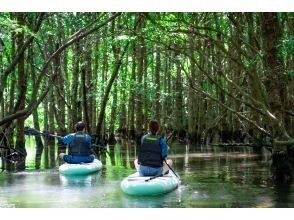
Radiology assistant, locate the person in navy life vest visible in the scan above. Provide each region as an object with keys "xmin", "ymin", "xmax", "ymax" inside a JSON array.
[
  {"xmin": 59, "ymin": 121, "xmax": 95, "ymax": 164},
  {"xmin": 134, "ymin": 119, "xmax": 173, "ymax": 176}
]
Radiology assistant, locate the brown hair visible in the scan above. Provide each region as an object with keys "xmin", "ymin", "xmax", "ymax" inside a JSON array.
[{"xmin": 149, "ymin": 119, "xmax": 159, "ymax": 134}]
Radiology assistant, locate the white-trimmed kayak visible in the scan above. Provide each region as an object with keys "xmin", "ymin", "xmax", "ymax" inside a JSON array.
[
  {"xmin": 120, "ymin": 171, "xmax": 180, "ymax": 196},
  {"xmin": 59, "ymin": 159, "xmax": 102, "ymax": 176}
]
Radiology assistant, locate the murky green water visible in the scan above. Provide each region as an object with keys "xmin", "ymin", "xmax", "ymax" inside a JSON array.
[{"xmin": 0, "ymin": 139, "xmax": 293, "ymax": 208}]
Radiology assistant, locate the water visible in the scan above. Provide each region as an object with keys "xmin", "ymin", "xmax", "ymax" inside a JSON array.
[{"xmin": 0, "ymin": 140, "xmax": 293, "ymax": 208}]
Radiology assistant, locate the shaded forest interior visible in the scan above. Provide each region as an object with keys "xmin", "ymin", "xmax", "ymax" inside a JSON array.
[{"xmin": 0, "ymin": 12, "xmax": 293, "ymax": 182}]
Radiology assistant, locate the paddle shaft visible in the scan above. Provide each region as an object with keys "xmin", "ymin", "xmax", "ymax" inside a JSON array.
[
  {"xmin": 38, "ymin": 131, "xmax": 62, "ymax": 139},
  {"xmin": 164, "ymin": 159, "xmax": 180, "ymax": 179},
  {"xmin": 26, "ymin": 128, "xmax": 109, "ymax": 154},
  {"xmin": 145, "ymin": 173, "xmax": 163, "ymax": 182},
  {"xmin": 26, "ymin": 127, "xmax": 62, "ymax": 139},
  {"xmin": 163, "ymin": 132, "xmax": 180, "ymax": 179},
  {"xmin": 46, "ymin": 133, "xmax": 62, "ymax": 139},
  {"xmin": 91, "ymin": 144, "xmax": 111, "ymax": 155},
  {"xmin": 166, "ymin": 132, "xmax": 174, "ymax": 144}
]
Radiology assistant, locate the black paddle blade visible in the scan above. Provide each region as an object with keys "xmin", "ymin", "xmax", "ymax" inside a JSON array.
[
  {"xmin": 92, "ymin": 144, "xmax": 110, "ymax": 155},
  {"xmin": 24, "ymin": 127, "xmax": 41, "ymax": 136},
  {"xmin": 42, "ymin": 130, "xmax": 53, "ymax": 138},
  {"xmin": 5, "ymin": 152, "xmax": 22, "ymax": 164},
  {"xmin": 0, "ymin": 147, "xmax": 25, "ymax": 164}
]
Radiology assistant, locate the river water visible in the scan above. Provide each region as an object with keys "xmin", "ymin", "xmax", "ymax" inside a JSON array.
[{"xmin": 0, "ymin": 139, "xmax": 293, "ymax": 208}]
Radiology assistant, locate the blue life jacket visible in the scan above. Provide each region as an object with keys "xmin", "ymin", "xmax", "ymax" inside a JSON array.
[
  {"xmin": 69, "ymin": 132, "xmax": 91, "ymax": 157},
  {"xmin": 138, "ymin": 134, "xmax": 162, "ymax": 167}
]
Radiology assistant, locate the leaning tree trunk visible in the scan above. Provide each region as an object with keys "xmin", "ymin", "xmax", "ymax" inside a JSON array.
[
  {"xmin": 95, "ymin": 42, "xmax": 129, "ymax": 145},
  {"xmin": 108, "ymin": 18, "xmax": 120, "ymax": 144}
]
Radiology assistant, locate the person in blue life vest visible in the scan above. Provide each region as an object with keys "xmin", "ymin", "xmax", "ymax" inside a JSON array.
[
  {"xmin": 59, "ymin": 121, "xmax": 95, "ymax": 164},
  {"xmin": 134, "ymin": 119, "xmax": 173, "ymax": 176}
]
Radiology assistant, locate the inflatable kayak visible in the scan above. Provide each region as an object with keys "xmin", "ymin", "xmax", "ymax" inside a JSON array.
[
  {"xmin": 120, "ymin": 171, "xmax": 180, "ymax": 196},
  {"xmin": 59, "ymin": 159, "xmax": 102, "ymax": 176}
]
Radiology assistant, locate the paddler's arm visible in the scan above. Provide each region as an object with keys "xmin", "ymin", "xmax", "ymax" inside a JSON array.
[
  {"xmin": 60, "ymin": 133, "xmax": 75, "ymax": 146},
  {"xmin": 159, "ymin": 138, "xmax": 168, "ymax": 161}
]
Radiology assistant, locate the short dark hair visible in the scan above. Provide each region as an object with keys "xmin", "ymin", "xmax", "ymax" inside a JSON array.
[
  {"xmin": 149, "ymin": 119, "xmax": 159, "ymax": 134},
  {"xmin": 75, "ymin": 121, "xmax": 85, "ymax": 131}
]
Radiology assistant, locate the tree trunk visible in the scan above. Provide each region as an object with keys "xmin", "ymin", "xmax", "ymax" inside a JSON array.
[
  {"xmin": 71, "ymin": 43, "xmax": 81, "ymax": 131},
  {"xmin": 84, "ymin": 38, "xmax": 93, "ymax": 133},
  {"xmin": 109, "ymin": 80, "xmax": 118, "ymax": 144},
  {"xmin": 143, "ymin": 46, "xmax": 149, "ymax": 132},
  {"xmin": 261, "ymin": 12, "xmax": 292, "ymax": 183},
  {"xmin": 15, "ymin": 13, "xmax": 27, "ymax": 170},
  {"xmin": 82, "ymin": 66, "xmax": 90, "ymax": 133},
  {"xmin": 229, "ymin": 13, "xmax": 243, "ymax": 142},
  {"xmin": 245, "ymin": 13, "xmax": 265, "ymax": 139},
  {"xmin": 127, "ymin": 43, "xmax": 136, "ymax": 140},
  {"xmin": 135, "ymin": 14, "xmax": 145, "ymax": 143},
  {"xmin": 174, "ymin": 54, "xmax": 185, "ymax": 140},
  {"xmin": 187, "ymin": 23, "xmax": 198, "ymax": 143},
  {"xmin": 154, "ymin": 45, "xmax": 161, "ymax": 123},
  {"xmin": 98, "ymin": 26, "xmax": 109, "ymax": 139},
  {"xmin": 54, "ymin": 43, "xmax": 66, "ymax": 135},
  {"xmin": 214, "ymin": 15, "xmax": 227, "ymax": 143},
  {"xmin": 28, "ymin": 45, "xmax": 44, "ymax": 169},
  {"xmin": 92, "ymin": 31, "xmax": 100, "ymax": 130},
  {"xmin": 119, "ymin": 57, "xmax": 127, "ymax": 132}
]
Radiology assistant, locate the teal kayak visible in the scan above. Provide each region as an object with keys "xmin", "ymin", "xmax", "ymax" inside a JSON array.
[
  {"xmin": 120, "ymin": 171, "xmax": 180, "ymax": 196},
  {"xmin": 59, "ymin": 159, "xmax": 103, "ymax": 176}
]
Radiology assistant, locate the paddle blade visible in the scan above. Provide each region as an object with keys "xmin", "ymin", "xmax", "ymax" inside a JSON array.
[
  {"xmin": 24, "ymin": 127, "xmax": 41, "ymax": 136},
  {"xmin": 42, "ymin": 130, "xmax": 53, "ymax": 138}
]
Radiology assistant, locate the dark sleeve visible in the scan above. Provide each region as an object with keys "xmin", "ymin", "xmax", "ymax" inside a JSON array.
[
  {"xmin": 159, "ymin": 138, "xmax": 168, "ymax": 159},
  {"xmin": 60, "ymin": 134, "xmax": 74, "ymax": 145}
]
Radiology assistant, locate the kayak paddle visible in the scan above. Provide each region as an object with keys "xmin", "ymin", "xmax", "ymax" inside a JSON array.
[
  {"xmin": 24, "ymin": 127, "xmax": 62, "ymax": 139},
  {"xmin": 164, "ymin": 158, "xmax": 180, "ymax": 179}
]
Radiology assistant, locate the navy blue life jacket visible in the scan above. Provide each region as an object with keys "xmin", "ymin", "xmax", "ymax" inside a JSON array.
[
  {"xmin": 69, "ymin": 132, "xmax": 91, "ymax": 157},
  {"xmin": 138, "ymin": 134, "xmax": 162, "ymax": 167}
]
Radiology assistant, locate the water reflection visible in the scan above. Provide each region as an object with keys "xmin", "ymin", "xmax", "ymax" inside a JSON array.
[
  {"xmin": 184, "ymin": 144, "xmax": 190, "ymax": 173},
  {"xmin": 114, "ymin": 142, "xmax": 122, "ymax": 167},
  {"xmin": 0, "ymin": 139, "xmax": 293, "ymax": 208},
  {"xmin": 60, "ymin": 172, "xmax": 102, "ymax": 187},
  {"xmin": 122, "ymin": 194, "xmax": 170, "ymax": 208},
  {"xmin": 121, "ymin": 187, "xmax": 184, "ymax": 208}
]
